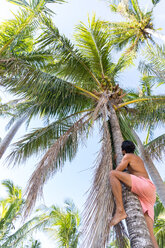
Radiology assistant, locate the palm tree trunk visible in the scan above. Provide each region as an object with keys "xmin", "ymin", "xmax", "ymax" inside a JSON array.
[
  {"xmin": 0, "ymin": 116, "xmax": 26, "ymax": 159},
  {"xmin": 132, "ymin": 129, "xmax": 165, "ymax": 208},
  {"xmin": 144, "ymin": 28, "xmax": 165, "ymax": 42},
  {"xmin": 107, "ymin": 102, "xmax": 153, "ymax": 248}
]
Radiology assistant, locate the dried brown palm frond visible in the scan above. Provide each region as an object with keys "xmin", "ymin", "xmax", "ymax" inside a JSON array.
[
  {"xmin": 24, "ymin": 113, "xmax": 91, "ymax": 218},
  {"xmin": 81, "ymin": 103, "xmax": 114, "ymax": 248},
  {"xmin": 90, "ymin": 95, "xmax": 108, "ymax": 124}
]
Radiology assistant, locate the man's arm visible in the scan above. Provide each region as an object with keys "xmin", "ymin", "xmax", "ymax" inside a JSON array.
[{"xmin": 115, "ymin": 155, "xmax": 129, "ymax": 171}]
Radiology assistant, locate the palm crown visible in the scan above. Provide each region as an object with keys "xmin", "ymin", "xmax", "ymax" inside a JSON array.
[{"xmin": 103, "ymin": 0, "xmax": 165, "ymax": 54}]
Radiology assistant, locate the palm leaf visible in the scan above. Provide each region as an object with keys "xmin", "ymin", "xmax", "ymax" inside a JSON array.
[
  {"xmin": 139, "ymin": 45, "xmax": 165, "ymax": 84},
  {"xmin": 7, "ymin": 110, "xmax": 93, "ymax": 165},
  {"xmin": 24, "ymin": 114, "xmax": 91, "ymax": 217},
  {"xmin": 37, "ymin": 17, "xmax": 101, "ymax": 90},
  {"xmin": 122, "ymin": 96, "xmax": 165, "ymax": 129},
  {"xmin": 1, "ymin": 57, "xmax": 93, "ymax": 117},
  {"xmin": 154, "ymin": 218, "xmax": 165, "ymax": 248},
  {"xmin": 145, "ymin": 134, "xmax": 165, "ymax": 161},
  {"xmin": 1, "ymin": 215, "xmax": 49, "ymax": 248},
  {"xmin": 42, "ymin": 201, "xmax": 80, "ymax": 248},
  {"xmin": 152, "ymin": 0, "xmax": 161, "ymax": 5},
  {"xmin": 0, "ymin": 9, "xmax": 35, "ymax": 55},
  {"xmin": 74, "ymin": 15, "xmax": 111, "ymax": 79}
]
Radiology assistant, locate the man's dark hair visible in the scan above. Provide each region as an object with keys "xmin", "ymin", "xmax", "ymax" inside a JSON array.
[{"xmin": 121, "ymin": 140, "xmax": 135, "ymax": 153}]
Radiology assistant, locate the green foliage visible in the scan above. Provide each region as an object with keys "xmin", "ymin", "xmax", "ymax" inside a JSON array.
[
  {"xmin": 139, "ymin": 45, "xmax": 165, "ymax": 85},
  {"xmin": 154, "ymin": 194, "xmax": 165, "ymax": 248},
  {"xmin": 0, "ymin": 0, "xmax": 65, "ymax": 56},
  {"xmin": 152, "ymin": 0, "xmax": 161, "ymax": 5},
  {"xmin": 0, "ymin": 180, "xmax": 45, "ymax": 248},
  {"xmin": 145, "ymin": 133, "xmax": 165, "ymax": 161},
  {"xmin": 40, "ymin": 200, "xmax": 80, "ymax": 248},
  {"xmin": 103, "ymin": 0, "xmax": 156, "ymax": 54},
  {"xmin": 0, "ymin": 9, "xmax": 34, "ymax": 54}
]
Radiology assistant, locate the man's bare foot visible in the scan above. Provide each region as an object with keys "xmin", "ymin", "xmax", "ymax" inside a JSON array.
[{"xmin": 110, "ymin": 210, "xmax": 127, "ymax": 227}]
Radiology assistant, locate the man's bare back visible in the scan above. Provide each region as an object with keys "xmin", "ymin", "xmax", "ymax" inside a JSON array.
[{"xmin": 121, "ymin": 153, "xmax": 149, "ymax": 179}]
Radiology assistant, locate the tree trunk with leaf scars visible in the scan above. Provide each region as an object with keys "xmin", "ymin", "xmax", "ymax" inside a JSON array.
[
  {"xmin": 0, "ymin": 116, "xmax": 26, "ymax": 159},
  {"xmin": 108, "ymin": 102, "xmax": 153, "ymax": 248},
  {"xmin": 132, "ymin": 130, "xmax": 165, "ymax": 208}
]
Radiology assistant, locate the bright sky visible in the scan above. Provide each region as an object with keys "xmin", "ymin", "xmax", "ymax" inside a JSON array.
[{"xmin": 0, "ymin": 0, "xmax": 165, "ymax": 247}]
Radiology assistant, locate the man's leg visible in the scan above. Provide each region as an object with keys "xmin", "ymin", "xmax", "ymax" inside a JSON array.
[
  {"xmin": 109, "ymin": 170, "xmax": 132, "ymax": 226},
  {"xmin": 144, "ymin": 213, "xmax": 159, "ymax": 248}
]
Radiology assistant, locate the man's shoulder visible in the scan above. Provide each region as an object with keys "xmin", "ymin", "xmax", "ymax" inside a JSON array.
[
  {"xmin": 124, "ymin": 153, "xmax": 134, "ymax": 158},
  {"xmin": 124, "ymin": 153, "xmax": 139, "ymax": 161},
  {"xmin": 124, "ymin": 153, "xmax": 143, "ymax": 165}
]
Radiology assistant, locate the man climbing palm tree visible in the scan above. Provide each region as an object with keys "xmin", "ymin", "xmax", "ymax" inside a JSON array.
[{"xmin": 109, "ymin": 140, "xmax": 158, "ymax": 248}]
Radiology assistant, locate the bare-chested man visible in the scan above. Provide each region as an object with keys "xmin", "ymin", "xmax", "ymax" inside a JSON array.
[{"xmin": 109, "ymin": 140, "xmax": 159, "ymax": 248}]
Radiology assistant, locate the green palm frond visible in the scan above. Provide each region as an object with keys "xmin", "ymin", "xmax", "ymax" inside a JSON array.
[
  {"xmin": 7, "ymin": 110, "xmax": 93, "ymax": 166},
  {"xmin": 152, "ymin": 0, "xmax": 161, "ymax": 5},
  {"xmin": 0, "ymin": 0, "xmax": 65, "ymax": 56},
  {"xmin": 38, "ymin": 200, "xmax": 80, "ymax": 248},
  {"xmin": 139, "ymin": 45, "xmax": 165, "ymax": 85},
  {"xmin": 1, "ymin": 57, "xmax": 93, "ymax": 117},
  {"xmin": 145, "ymin": 134, "xmax": 165, "ymax": 161},
  {"xmin": 1, "ymin": 215, "xmax": 48, "ymax": 248},
  {"xmin": 0, "ymin": 9, "xmax": 35, "ymax": 55},
  {"xmin": 44, "ymin": 200, "xmax": 80, "ymax": 248},
  {"xmin": 0, "ymin": 180, "xmax": 51, "ymax": 248},
  {"xmin": 1, "ymin": 180, "xmax": 22, "ymax": 200},
  {"xmin": 37, "ymin": 17, "xmax": 101, "ymax": 90},
  {"xmin": 154, "ymin": 194, "xmax": 165, "ymax": 220},
  {"xmin": 153, "ymin": 194, "xmax": 165, "ymax": 248},
  {"xmin": 154, "ymin": 218, "xmax": 165, "ymax": 248},
  {"xmin": 74, "ymin": 15, "xmax": 112, "ymax": 79},
  {"xmin": 140, "ymin": 74, "xmax": 156, "ymax": 96},
  {"xmin": 111, "ymin": 52, "xmax": 135, "ymax": 75},
  {"xmin": 121, "ymin": 95, "xmax": 165, "ymax": 128},
  {"xmin": 0, "ymin": 181, "xmax": 24, "ymax": 241}
]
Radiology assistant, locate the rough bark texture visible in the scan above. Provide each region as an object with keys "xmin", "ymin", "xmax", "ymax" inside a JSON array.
[
  {"xmin": 0, "ymin": 116, "xmax": 26, "ymax": 159},
  {"xmin": 132, "ymin": 129, "xmax": 165, "ymax": 208},
  {"xmin": 144, "ymin": 28, "xmax": 165, "ymax": 42},
  {"xmin": 123, "ymin": 185, "xmax": 153, "ymax": 248},
  {"xmin": 108, "ymin": 102, "xmax": 153, "ymax": 248}
]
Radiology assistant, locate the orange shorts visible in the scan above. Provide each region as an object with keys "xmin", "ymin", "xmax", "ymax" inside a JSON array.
[{"xmin": 131, "ymin": 175, "xmax": 156, "ymax": 221}]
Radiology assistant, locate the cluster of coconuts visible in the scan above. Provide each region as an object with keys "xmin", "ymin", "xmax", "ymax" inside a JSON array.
[
  {"xmin": 101, "ymin": 76, "xmax": 124, "ymax": 95},
  {"xmin": 101, "ymin": 76, "xmax": 113, "ymax": 90},
  {"xmin": 93, "ymin": 76, "xmax": 126, "ymax": 104}
]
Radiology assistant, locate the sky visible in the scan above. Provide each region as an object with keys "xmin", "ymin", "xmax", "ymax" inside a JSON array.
[{"xmin": 0, "ymin": 0, "xmax": 165, "ymax": 247}]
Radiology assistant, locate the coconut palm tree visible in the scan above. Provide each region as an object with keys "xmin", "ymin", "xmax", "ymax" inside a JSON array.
[
  {"xmin": 103, "ymin": 0, "xmax": 165, "ymax": 54},
  {"xmin": 1, "ymin": 14, "xmax": 165, "ymax": 247},
  {"xmin": 0, "ymin": 180, "xmax": 47, "ymax": 248},
  {"xmin": 0, "ymin": 0, "xmax": 65, "ymax": 159},
  {"xmin": 39, "ymin": 200, "xmax": 80, "ymax": 248}
]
